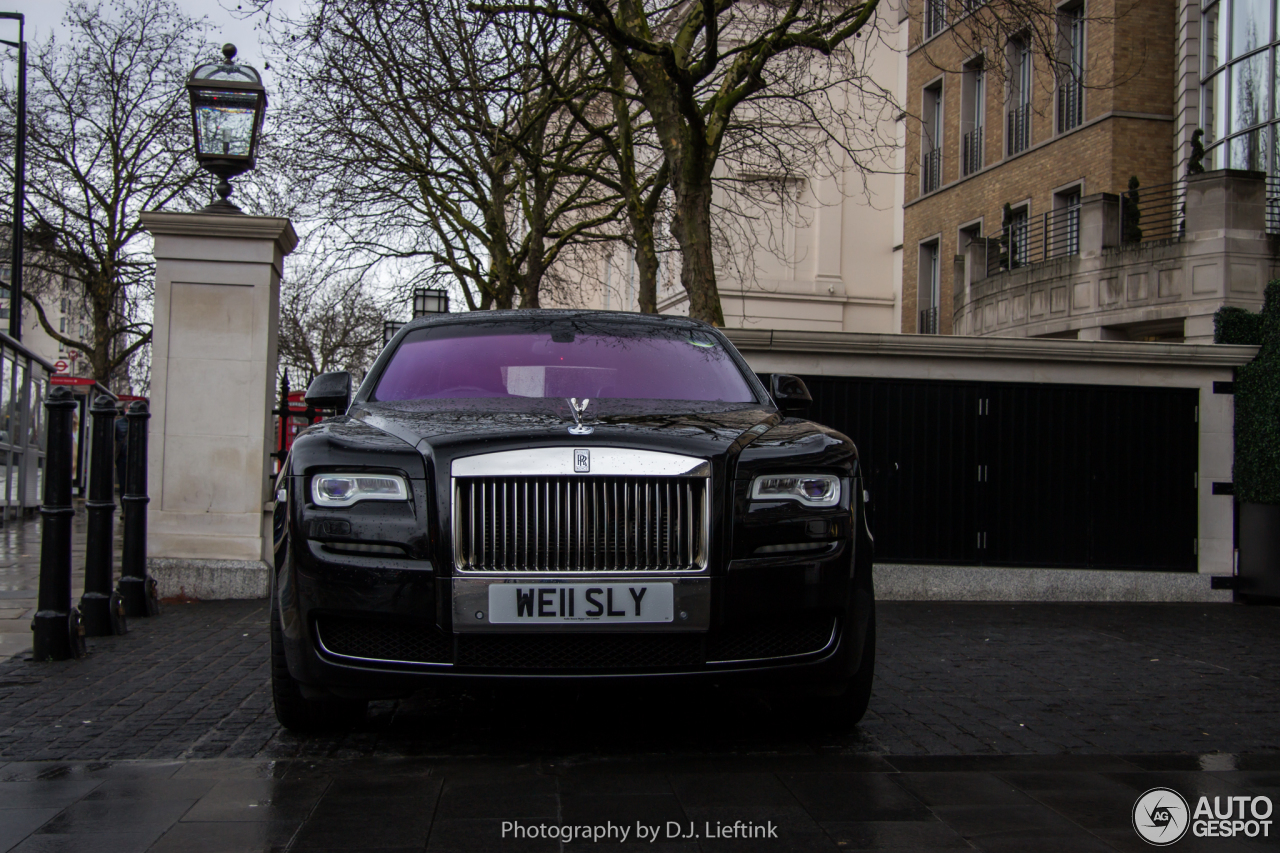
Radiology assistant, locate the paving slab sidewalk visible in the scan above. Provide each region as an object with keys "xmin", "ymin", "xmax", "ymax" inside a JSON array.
[{"xmin": 0, "ymin": 511, "xmax": 124, "ymax": 663}]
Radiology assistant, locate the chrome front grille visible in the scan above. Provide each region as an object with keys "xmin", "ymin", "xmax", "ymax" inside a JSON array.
[{"xmin": 453, "ymin": 475, "xmax": 708, "ymax": 573}]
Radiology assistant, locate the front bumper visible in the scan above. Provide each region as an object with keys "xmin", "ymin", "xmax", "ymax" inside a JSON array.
[{"xmin": 280, "ymin": 539, "xmax": 867, "ymax": 694}]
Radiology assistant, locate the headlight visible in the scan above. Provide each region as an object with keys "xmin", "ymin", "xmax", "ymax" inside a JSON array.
[
  {"xmin": 311, "ymin": 473, "xmax": 409, "ymax": 507},
  {"xmin": 750, "ymin": 474, "xmax": 841, "ymax": 508}
]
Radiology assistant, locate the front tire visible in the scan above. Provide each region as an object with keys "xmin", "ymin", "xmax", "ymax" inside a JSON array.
[
  {"xmin": 816, "ymin": 606, "xmax": 876, "ymax": 730},
  {"xmin": 270, "ymin": 595, "xmax": 367, "ymax": 733}
]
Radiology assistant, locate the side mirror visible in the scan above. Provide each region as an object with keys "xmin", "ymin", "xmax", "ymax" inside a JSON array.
[
  {"xmin": 769, "ymin": 374, "xmax": 812, "ymax": 415},
  {"xmin": 305, "ymin": 371, "xmax": 352, "ymax": 412}
]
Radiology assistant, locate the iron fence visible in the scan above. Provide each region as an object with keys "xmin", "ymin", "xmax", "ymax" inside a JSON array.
[
  {"xmin": 1007, "ymin": 105, "xmax": 1031, "ymax": 155},
  {"xmin": 921, "ymin": 147, "xmax": 942, "ymax": 194},
  {"xmin": 1119, "ymin": 178, "xmax": 1185, "ymax": 245},
  {"xmin": 962, "ymin": 127, "xmax": 983, "ymax": 175}
]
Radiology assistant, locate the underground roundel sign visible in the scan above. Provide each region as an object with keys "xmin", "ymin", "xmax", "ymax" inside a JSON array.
[{"xmin": 1133, "ymin": 787, "xmax": 1190, "ymax": 846}]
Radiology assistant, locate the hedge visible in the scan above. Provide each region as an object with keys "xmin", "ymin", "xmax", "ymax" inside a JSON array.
[
  {"xmin": 1233, "ymin": 281, "xmax": 1280, "ymax": 505},
  {"xmin": 1214, "ymin": 306, "xmax": 1264, "ymax": 345}
]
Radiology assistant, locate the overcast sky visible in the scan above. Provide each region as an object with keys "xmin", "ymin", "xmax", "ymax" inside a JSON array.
[{"xmin": 0, "ymin": 0, "xmax": 298, "ymax": 87}]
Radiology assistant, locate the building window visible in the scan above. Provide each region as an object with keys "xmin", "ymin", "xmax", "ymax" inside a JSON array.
[
  {"xmin": 1057, "ymin": 4, "xmax": 1085, "ymax": 132},
  {"xmin": 59, "ymin": 317, "xmax": 66, "ymax": 333},
  {"xmin": 1052, "ymin": 188, "xmax": 1082, "ymax": 256},
  {"xmin": 922, "ymin": 82, "xmax": 943, "ymax": 193},
  {"xmin": 1200, "ymin": 0, "xmax": 1280, "ymax": 175},
  {"xmin": 925, "ymin": 0, "xmax": 946, "ymax": 39},
  {"xmin": 918, "ymin": 240, "xmax": 941, "ymax": 334},
  {"xmin": 1007, "ymin": 36, "xmax": 1033, "ymax": 155},
  {"xmin": 962, "ymin": 61, "xmax": 985, "ymax": 175}
]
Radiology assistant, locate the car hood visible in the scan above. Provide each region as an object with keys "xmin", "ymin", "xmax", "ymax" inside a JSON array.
[{"xmin": 329, "ymin": 398, "xmax": 855, "ymax": 475}]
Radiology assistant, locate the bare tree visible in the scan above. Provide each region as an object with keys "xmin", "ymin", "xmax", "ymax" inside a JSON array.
[
  {"xmin": 0, "ymin": 0, "xmax": 208, "ymax": 385},
  {"xmin": 268, "ymin": 0, "xmax": 622, "ymax": 311},
  {"xmin": 476, "ymin": 0, "xmax": 884, "ymax": 325},
  {"xmin": 277, "ymin": 260, "xmax": 386, "ymax": 384}
]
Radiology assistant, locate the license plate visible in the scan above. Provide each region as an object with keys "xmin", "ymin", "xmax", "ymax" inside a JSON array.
[{"xmin": 486, "ymin": 582, "xmax": 673, "ymax": 624}]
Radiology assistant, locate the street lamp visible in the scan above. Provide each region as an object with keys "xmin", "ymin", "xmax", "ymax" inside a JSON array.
[
  {"xmin": 187, "ymin": 44, "xmax": 267, "ymax": 213},
  {"xmin": 383, "ymin": 320, "xmax": 404, "ymax": 345},
  {"xmin": 413, "ymin": 288, "xmax": 449, "ymax": 316},
  {"xmin": 0, "ymin": 12, "xmax": 25, "ymax": 341}
]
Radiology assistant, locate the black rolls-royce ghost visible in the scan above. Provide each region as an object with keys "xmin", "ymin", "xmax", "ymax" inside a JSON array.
[{"xmin": 271, "ymin": 310, "xmax": 875, "ymax": 731}]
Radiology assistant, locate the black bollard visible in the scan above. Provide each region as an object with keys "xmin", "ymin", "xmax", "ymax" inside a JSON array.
[
  {"xmin": 80, "ymin": 395, "xmax": 127, "ymax": 636},
  {"xmin": 118, "ymin": 400, "xmax": 157, "ymax": 617},
  {"xmin": 32, "ymin": 386, "xmax": 85, "ymax": 661}
]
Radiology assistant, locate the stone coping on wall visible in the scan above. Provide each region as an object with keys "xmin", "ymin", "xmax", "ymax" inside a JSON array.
[
  {"xmin": 875, "ymin": 563, "xmax": 1233, "ymax": 602},
  {"xmin": 723, "ymin": 328, "xmax": 1259, "ymax": 368}
]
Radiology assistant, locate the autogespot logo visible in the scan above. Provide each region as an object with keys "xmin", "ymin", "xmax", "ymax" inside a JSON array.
[{"xmin": 1133, "ymin": 787, "xmax": 1190, "ymax": 846}]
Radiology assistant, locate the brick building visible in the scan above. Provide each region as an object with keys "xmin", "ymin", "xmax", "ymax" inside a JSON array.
[{"xmin": 901, "ymin": 0, "xmax": 1183, "ymax": 336}]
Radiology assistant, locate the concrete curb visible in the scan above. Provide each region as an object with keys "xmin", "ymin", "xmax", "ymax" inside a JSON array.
[
  {"xmin": 148, "ymin": 558, "xmax": 270, "ymax": 601},
  {"xmin": 875, "ymin": 563, "xmax": 1234, "ymax": 602}
]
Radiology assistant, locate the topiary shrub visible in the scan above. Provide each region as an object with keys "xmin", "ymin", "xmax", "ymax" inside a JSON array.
[
  {"xmin": 1215, "ymin": 305, "xmax": 1265, "ymax": 345},
  {"xmin": 1234, "ymin": 280, "xmax": 1280, "ymax": 505},
  {"xmin": 1122, "ymin": 176, "xmax": 1143, "ymax": 243}
]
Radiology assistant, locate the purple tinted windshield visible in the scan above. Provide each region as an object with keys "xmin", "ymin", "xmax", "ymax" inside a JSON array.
[{"xmin": 373, "ymin": 326, "xmax": 756, "ymax": 402}]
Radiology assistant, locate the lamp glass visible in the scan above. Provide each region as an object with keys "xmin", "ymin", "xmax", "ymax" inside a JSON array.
[{"xmin": 193, "ymin": 90, "xmax": 259, "ymax": 158}]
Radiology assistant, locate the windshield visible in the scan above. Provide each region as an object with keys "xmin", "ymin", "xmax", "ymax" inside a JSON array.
[{"xmin": 372, "ymin": 322, "xmax": 757, "ymax": 403}]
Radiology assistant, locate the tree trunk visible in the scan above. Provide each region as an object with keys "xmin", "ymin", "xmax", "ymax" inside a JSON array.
[
  {"xmin": 630, "ymin": 212, "xmax": 660, "ymax": 313},
  {"xmin": 669, "ymin": 173, "xmax": 724, "ymax": 326}
]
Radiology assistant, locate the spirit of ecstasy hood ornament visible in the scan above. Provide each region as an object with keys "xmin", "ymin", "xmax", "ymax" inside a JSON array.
[{"xmin": 566, "ymin": 398, "xmax": 594, "ymax": 436}]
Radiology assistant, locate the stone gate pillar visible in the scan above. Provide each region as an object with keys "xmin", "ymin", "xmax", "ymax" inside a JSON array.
[{"xmin": 140, "ymin": 212, "xmax": 297, "ymax": 599}]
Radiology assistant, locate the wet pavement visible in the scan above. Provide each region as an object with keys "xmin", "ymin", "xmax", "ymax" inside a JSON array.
[
  {"xmin": 0, "ymin": 512, "xmax": 122, "ymax": 662},
  {"xmin": 1, "ymin": 510, "xmax": 1278, "ymax": 850},
  {"xmin": 0, "ymin": 598, "xmax": 1275, "ymax": 850},
  {"xmin": 0, "ymin": 751, "xmax": 1278, "ymax": 852}
]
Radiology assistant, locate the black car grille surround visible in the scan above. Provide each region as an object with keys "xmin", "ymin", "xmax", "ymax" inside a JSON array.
[
  {"xmin": 706, "ymin": 616, "xmax": 837, "ymax": 663},
  {"xmin": 316, "ymin": 616, "xmax": 452, "ymax": 664},
  {"xmin": 313, "ymin": 615, "xmax": 836, "ymax": 670},
  {"xmin": 453, "ymin": 475, "xmax": 707, "ymax": 573}
]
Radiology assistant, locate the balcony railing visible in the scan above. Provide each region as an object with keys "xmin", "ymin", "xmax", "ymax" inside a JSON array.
[
  {"xmin": 1057, "ymin": 80, "xmax": 1083, "ymax": 132},
  {"xmin": 1007, "ymin": 104, "xmax": 1031, "ymax": 155},
  {"xmin": 922, "ymin": 147, "xmax": 942, "ymax": 194},
  {"xmin": 962, "ymin": 126, "xmax": 983, "ymax": 175},
  {"xmin": 1119, "ymin": 179, "xmax": 1186, "ymax": 245},
  {"xmin": 984, "ymin": 206, "xmax": 1082, "ymax": 273},
  {"xmin": 918, "ymin": 305, "xmax": 939, "ymax": 334}
]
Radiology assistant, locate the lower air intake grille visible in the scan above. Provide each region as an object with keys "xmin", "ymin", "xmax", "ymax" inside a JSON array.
[
  {"xmin": 314, "ymin": 615, "xmax": 837, "ymax": 669},
  {"xmin": 457, "ymin": 633, "xmax": 703, "ymax": 670},
  {"xmin": 316, "ymin": 617, "xmax": 452, "ymax": 664},
  {"xmin": 706, "ymin": 616, "xmax": 837, "ymax": 662}
]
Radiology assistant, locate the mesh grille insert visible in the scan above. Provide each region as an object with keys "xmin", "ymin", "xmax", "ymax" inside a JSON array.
[
  {"xmin": 316, "ymin": 617, "xmax": 452, "ymax": 664},
  {"xmin": 706, "ymin": 615, "xmax": 837, "ymax": 662}
]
